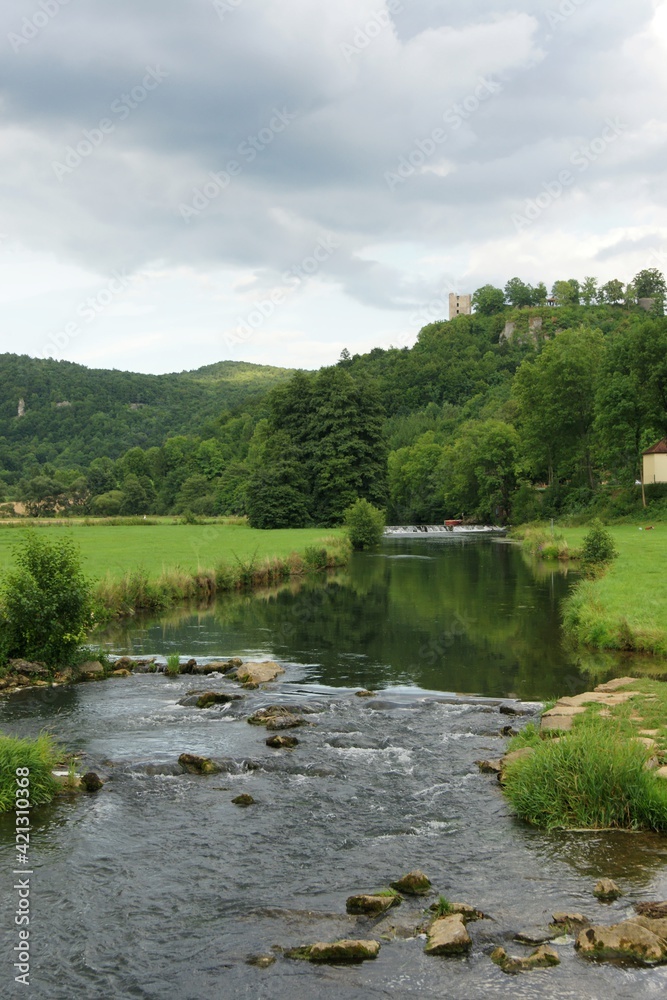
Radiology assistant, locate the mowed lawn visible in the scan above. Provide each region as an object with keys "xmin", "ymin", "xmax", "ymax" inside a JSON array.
[
  {"xmin": 560, "ymin": 524, "xmax": 667, "ymax": 653},
  {"xmin": 0, "ymin": 523, "xmax": 344, "ymax": 582}
]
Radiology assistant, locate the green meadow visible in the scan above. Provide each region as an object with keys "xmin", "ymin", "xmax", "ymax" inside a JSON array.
[{"xmin": 520, "ymin": 524, "xmax": 667, "ymax": 655}]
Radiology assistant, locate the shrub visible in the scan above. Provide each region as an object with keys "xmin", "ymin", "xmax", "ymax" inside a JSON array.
[
  {"xmin": 0, "ymin": 532, "xmax": 93, "ymax": 667},
  {"xmin": 165, "ymin": 653, "xmax": 181, "ymax": 676},
  {"xmin": 580, "ymin": 518, "xmax": 617, "ymax": 567},
  {"xmin": 303, "ymin": 546, "xmax": 328, "ymax": 570},
  {"xmin": 502, "ymin": 721, "xmax": 667, "ymax": 831},
  {"xmin": 0, "ymin": 733, "xmax": 60, "ymax": 813},
  {"xmin": 344, "ymin": 499, "xmax": 385, "ymax": 550}
]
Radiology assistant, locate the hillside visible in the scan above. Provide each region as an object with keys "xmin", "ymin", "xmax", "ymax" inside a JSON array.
[{"xmin": 0, "ymin": 354, "xmax": 295, "ymax": 478}]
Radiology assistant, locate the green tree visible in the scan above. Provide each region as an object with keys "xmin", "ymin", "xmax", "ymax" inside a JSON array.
[
  {"xmin": 551, "ymin": 279, "xmax": 580, "ymax": 306},
  {"xmin": 512, "ymin": 326, "xmax": 604, "ymax": 487},
  {"xmin": 600, "ymin": 279, "xmax": 624, "ymax": 305},
  {"xmin": 504, "ymin": 277, "xmax": 534, "ymax": 309},
  {"xmin": 634, "ymin": 268, "xmax": 667, "ymax": 300},
  {"xmin": 344, "ymin": 498, "xmax": 385, "ymax": 549},
  {"xmin": 388, "ymin": 432, "xmax": 446, "ymax": 523},
  {"xmin": 119, "ymin": 474, "xmax": 149, "ymax": 515},
  {"xmin": 580, "ymin": 276, "xmax": 598, "ymax": 306},
  {"xmin": 443, "ymin": 419, "xmax": 519, "ymax": 522},
  {"xmin": 472, "ymin": 285, "xmax": 506, "ymax": 316},
  {"xmin": 0, "ymin": 533, "xmax": 93, "ymax": 667}
]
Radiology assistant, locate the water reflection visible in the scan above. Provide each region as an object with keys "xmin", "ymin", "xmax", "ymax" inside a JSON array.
[{"xmin": 94, "ymin": 537, "xmax": 624, "ymax": 700}]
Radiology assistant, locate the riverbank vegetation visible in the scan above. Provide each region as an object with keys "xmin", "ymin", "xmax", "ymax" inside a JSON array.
[
  {"xmin": 502, "ymin": 680, "xmax": 667, "ymax": 832},
  {"xmin": 2, "ymin": 269, "xmax": 667, "ymax": 530},
  {"xmin": 0, "ymin": 733, "xmax": 60, "ymax": 813}
]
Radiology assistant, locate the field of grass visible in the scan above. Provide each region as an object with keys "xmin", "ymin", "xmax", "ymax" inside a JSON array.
[
  {"xmin": 0, "ymin": 522, "xmax": 345, "ymax": 579},
  {"xmin": 0, "ymin": 521, "xmax": 349, "ymax": 617},
  {"xmin": 517, "ymin": 523, "xmax": 667, "ymax": 655}
]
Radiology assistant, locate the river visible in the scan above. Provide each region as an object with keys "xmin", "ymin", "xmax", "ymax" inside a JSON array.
[{"xmin": 1, "ymin": 537, "xmax": 666, "ymax": 998}]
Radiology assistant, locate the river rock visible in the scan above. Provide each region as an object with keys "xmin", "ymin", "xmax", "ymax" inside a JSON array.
[
  {"xmin": 80, "ymin": 772, "xmax": 104, "ymax": 792},
  {"xmin": 346, "ymin": 894, "xmax": 400, "ymax": 916},
  {"xmin": 654, "ymin": 766, "xmax": 667, "ymax": 780},
  {"xmin": 308, "ymin": 939, "xmax": 380, "ymax": 963},
  {"xmin": 266, "ymin": 735, "xmax": 299, "ymax": 749},
  {"xmin": 635, "ymin": 901, "xmax": 667, "ymax": 920},
  {"xmin": 594, "ymin": 878, "xmax": 622, "ymax": 901},
  {"xmin": 633, "ymin": 915, "xmax": 667, "ymax": 940},
  {"xmin": 232, "ymin": 793, "xmax": 255, "ymax": 807},
  {"xmin": 112, "ymin": 657, "xmax": 135, "ymax": 671},
  {"xmin": 593, "ymin": 677, "xmax": 638, "ymax": 692},
  {"xmin": 424, "ymin": 914, "xmax": 472, "ymax": 955},
  {"xmin": 112, "ymin": 669, "xmax": 132, "ymax": 677},
  {"xmin": 248, "ymin": 706, "xmax": 307, "ymax": 726},
  {"xmin": 390, "ymin": 870, "xmax": 431, "ymax": 896},
  {"xmin": 514, "ymin": 928, "xmax": 558, "ymax": 945},
  {"xmin": 194, "ymin": 692, "xmax": 239, "ymax": 709},
  {"xmin": 78, "ymin": 660, "xmax": 106, "ymax": 680},
  {"xmin": 491, "ymin": 944, "xmax": 560, "ymax": 973},
  {"xmin": 447, "ymin": 902, "xmax": 487, "ymax": 923},
  {"xmin": 476, "ymin": 758, "xmax": 502, "ymax": 774},
  {"xmin": 178, "ymin": 753, "xmax": 221, "ymax": 775},
  {"xmin": 265, "ymin": 714, "xmax": 306, "ymax": 731},
  {"xmin": 192, "ymin": 660, "xmax": 238, "ymax": 676},
  {"xmin": 575, "ymin": 920, "xmax": 667, "ymax": 964},
  {"xmin": 8, "ymin": 659, "xmax": 48, "ymax": 677},
  {"xmin": 235, "ymin": 661, "xmax": 284, "ymax": 685},
  {"xmin": 551, "ymin": 912, "xmax": 590, "ymax": 931},
  {"xmin": 246, "ymin": 954, "xmax": 275, "ymax": 968},
  {"xmin": 355, "ymin": 690, "xmax": 377, "ymax": 698}
]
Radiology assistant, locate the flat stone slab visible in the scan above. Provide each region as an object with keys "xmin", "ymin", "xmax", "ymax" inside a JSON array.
[
  {"xmin": 346, "ymin": 894, "xmax": 399, "ymax": 916},
  {"xmin": 543, "ymin": 705, "xmax": 586, "ymax": 717},
  {"xmin": 424, "ymin": 914, "xmax": 472, "ymax": 956},
  {"xmin": 492, "ymin": 944, "xmax": 560, "ymax": 973},
  {"xmin": 557, "ymin": 691, "xmax": 637, "ymax": 708},
  {"xmin": 540, "ymin": 714, "xmax": 576, "ymax": 732},
  {"xmin": 308, "ymin": 939, "xmax": 380, "ymax": 963},
  {"xmin": 594, "ymin": 677, "xmax": 639, "ymax": 692},
  {"xmin": 654, "ymin": 767, "xmax": 667, "ymax": 780}
]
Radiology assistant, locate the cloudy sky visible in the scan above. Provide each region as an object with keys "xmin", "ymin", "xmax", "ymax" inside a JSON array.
[{"xmin": 2, "ymin": 0, "xmax": 667, "ymax": 374}]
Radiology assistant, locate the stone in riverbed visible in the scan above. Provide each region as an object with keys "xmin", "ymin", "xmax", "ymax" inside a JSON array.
[
  {"xmin": 594, "ymin": 878, "xmax": 622, "ymax": 902},
  {"xmin": 178, "ymin": 753, "xmax": 221, "ymax": 775},
  {"xmin": 308, "ymin": 940, "xmax": 380, "ymax": 963},
  {"xmin": 491, "ymin": 944, "xmax": 560, "ymax": 973},
  {"xmin": 77, "ymin": 660, "xmax": 105, "ymax": 680},
  {"xmin": 514, "ymin": 928, "xmax": 558, "ymax": 945},
  {"xmin": 192, "ymin": 660, "xmax": 238, "ymax": 675},
  {"xmin": 246, "ymin": 954, "xmax": 275, "ymax": 968},
  {"xmin": 235, "ymin": 661, "xmax": 284, "ymax": 685},
  {"xmin": 575, "ymin": 920, "xmax": 667, "ymax": 964},
  {"xmin": 266, "ymin": 735, "xmax": 299, "ymax": 749},
  {"xmin": 346, "ymin": 894, "xmax": 400, "ymax": 916},
  {"xmin": 265, "ymin": 714, "xmax": 306, "ymax": 731},
  {"xmin": 390, "ymin": 870, "xmax": 432, "ymax": 896},
  {"xmin": 248, "ymin": 706, "xmax": 308, "ymax": 727},
  {"xmin": 9, "ymin": 659, "xmax": 48, "ymax": 677},
  {"xmin": 476, "ymin": 758, "xmax": 503, "ymax": 774},
  {"xmin": 551, "ymin": 912, "xmax": 590, "ymax": 932},
  {"xmin": 424, "ymin": 914, "xmax": 472, "ymax": 956},
  {"xmin": 80, "ymin": 772, "xmax": 104, "ymax": 792},
  {"xmin": 194, "ymin": 692, "xmax": 239, "ymax": 709},
  {"xmin": 355, "ymin": 689, "xmax": 376, "ymax": 698},
  {"xmin": 232, "ymin": 793, "xmax": 255, "ymax": 807}
]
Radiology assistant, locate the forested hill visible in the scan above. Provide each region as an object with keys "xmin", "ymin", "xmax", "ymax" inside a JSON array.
[{"xmin": 0, "ymin": 354, "xmax": 295, "ymax": 472}]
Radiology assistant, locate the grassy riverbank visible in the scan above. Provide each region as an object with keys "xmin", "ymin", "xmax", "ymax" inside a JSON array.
[
  {"xmin": 0, "ymin": 522, "xmax": 350, "ymax": 617},
  {"xmin": 502, "ymin": 679, "xmax": 667, "ymax": 831},
  {"xmin": 0, "ymin": 733, "xmax": 61, "ymax": 813},
  {"xmin": 516, "ymin": 523, "xmax": 667, "ymax": 656}
]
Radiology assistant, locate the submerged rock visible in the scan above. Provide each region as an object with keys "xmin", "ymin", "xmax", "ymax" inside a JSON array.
[
  {"xmin": 192, "ymin": 660, "xmax": 238, "ymax": 676},
  {"xmin": 178, "ymin": 753, "xmax": 221, "ymax": 775},
  {"xmin": 194, "ymin": 692, "xmax": 240, "ymax": 709},
  {"xmin": 491, "ymin": 944, "xmax": 560, "ymax": 974},
  {"xmin": 575, "ymin": 920, "xmax": 667, "ymax": 964},
  {"xmin": 265, "ymin": 715, "xmax": 306, "ymax": 731},
  {"xmin": 355, "ymin": 690, "xmax": 377, "ymax": 698},
  {"xmin": 551, "ymin": 912, "xmax": 590, "ymax": 932},
  {"xmin": 346, "ymin": 894, "xmax": 401, "ymax": 916},
  {"xmin": 424, "ymin": 914, "xmax": 472, "ymax": 956},
  {"xmin": 390, "ymin": 870, "xmax": 432, "ymax": 896},
  {"xmin": 246, "ymin": 954, "xmax": 275, "ymax": 968},
  {"xmin": 232, "ymin": 794, "xmax": 255, "ymax": 807},
  {"xmin": 594, "ymin": 878, "xmax": 622, "ymax": 902},
  {"xmin": 266, "ymin": 735, "xmax": 299, "ymax": 749},
  {"xmin": 476, "ymin": 758, "xmax": 502, "ymax": 775},
  {"xmin": 80, "ymin": 772, "xmax": 104, "ymax": 792},
  {"xmin": 308, "ymin": 940, "xmax": 380, "ymax": 963},
  {"xmin": 514, "ymin": 928, "xmax": 558, "ymax": 946}
]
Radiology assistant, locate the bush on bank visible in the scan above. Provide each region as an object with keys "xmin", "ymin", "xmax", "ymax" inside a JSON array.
[
  {"xmin": 0, "ymin": 733, "xmax": 60, "ymax": 813},
  {"xmin": 344, "ymin": 499, "xmax": 385, "ymax": 550},
  {"xmin": 0, "ymin": 532, "xmax": 93, "ymax": 669}
]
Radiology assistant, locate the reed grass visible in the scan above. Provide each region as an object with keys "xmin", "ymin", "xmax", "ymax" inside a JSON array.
[
  {"xmin": 502, "ymin": 717, "xmax": 667, "ymax": 832},
  {"xmin": 0, "ymin": 733, "xmax": 61, "ymax": 813}
]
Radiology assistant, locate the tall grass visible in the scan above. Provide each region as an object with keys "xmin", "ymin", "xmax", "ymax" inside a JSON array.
[
  {"xmin": 502, "ymin": 720, "xmax": 667, "ymax": 831},
  {"xmin": 0, "ymin": 733, "xmax": 61, "ymax": 813},
  {"xmin": 95, "ymin": 536, "xmax": 351, "ymax": 617}
]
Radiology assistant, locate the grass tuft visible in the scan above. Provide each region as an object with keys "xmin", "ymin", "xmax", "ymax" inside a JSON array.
[{"xmin": 0, "ymin": 733, "xmax": 61, "ymax": 813}]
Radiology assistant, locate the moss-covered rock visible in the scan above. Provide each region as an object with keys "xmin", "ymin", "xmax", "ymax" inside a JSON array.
[
  {"xmin": 232, "ymin": 793, "xmax": 255, "ymax": 807},
  {"xmin": 266, "ymin": 735, "xmax": 299, "ymax": 749},
  {"xmin": 594, "ymin": 878, "xmax": 622, "ymax": 901},
  {"xmin": 390, "ymin": 870, "xmax": 432, "ymax": 895},
  {"xmin": 178, "ymin": 753, "xmax": 221, "ymax": 775},
  {"xmin": 308, "ymin": 940, "xmax": 381, "ymax": 963},
  {"xmin": 346, "ymin": 893, "xmax": 401, "ymax": 916},
  {"xmin": 576, "ymin": 920, "xmax": 667, "ymax": 964},
  {"xmin": 424, "ymin": 914, "xmax": 471, "ymax": 956},
  {"xmin": 491, "ymin": 944, "xmax": 560, "ymax": 973}
]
